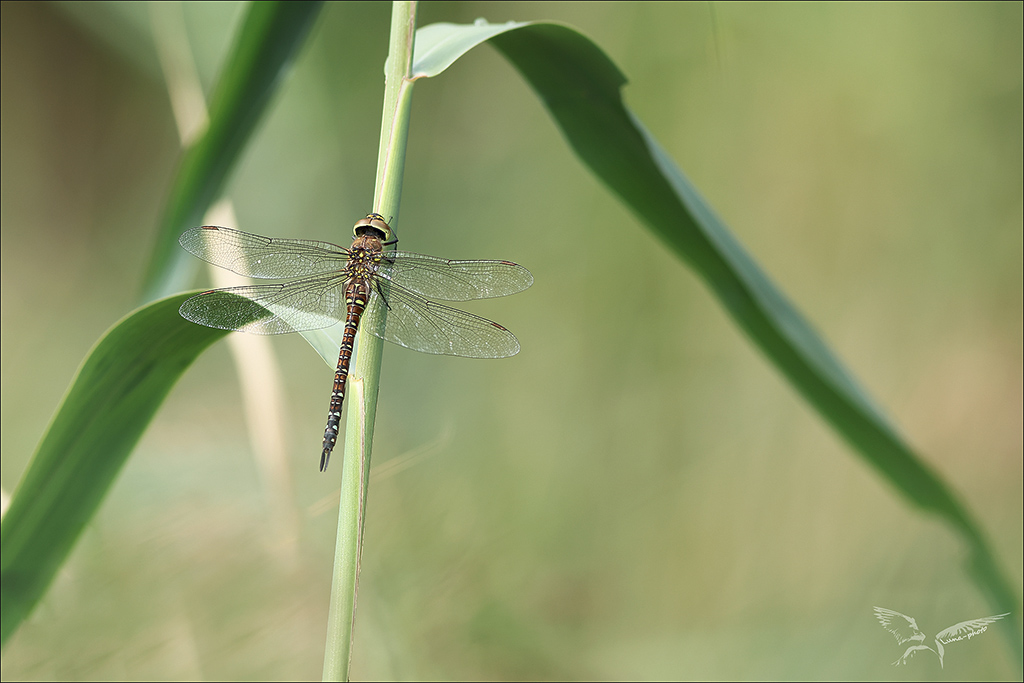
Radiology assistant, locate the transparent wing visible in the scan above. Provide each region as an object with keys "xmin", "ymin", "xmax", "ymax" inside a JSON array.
[
  {"xmin": 179, "ymin": 226, "xmax": 350, "ymax": 278},
  {"xmin": 179, "ymin": 275, "xmax": 347, "ymax": 335},
  {"xmin": 362, "ymin": 281, "xmax": 520, "ymax": 358},
  {"xmin": 378, "ymin": 251, "xmax": 533, "ymax": 301}
]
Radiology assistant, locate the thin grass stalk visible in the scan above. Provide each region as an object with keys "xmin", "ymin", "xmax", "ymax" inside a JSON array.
[
  {"xmin": 322, "ymin": 3, "xmax": 417, "ymax": 680},
  {"xmin": 151, "ymin": 1, "xmax": 298, "ymax": 564}
]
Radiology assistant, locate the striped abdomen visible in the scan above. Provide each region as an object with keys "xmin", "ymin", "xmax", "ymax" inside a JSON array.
[{"xmin": 320, "ymin": 277, "xmax": 371, "ymax": 471}]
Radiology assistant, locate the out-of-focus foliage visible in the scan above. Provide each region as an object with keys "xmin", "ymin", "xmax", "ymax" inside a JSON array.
[{"xmin": 1, "ymin": 2, "xmax": 1020, "ymax": 680}]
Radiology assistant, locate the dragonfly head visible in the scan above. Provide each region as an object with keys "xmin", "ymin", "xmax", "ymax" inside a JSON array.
[{"xmin": 354, "ymin": 213, "xmax": 393, "ymax": 241}]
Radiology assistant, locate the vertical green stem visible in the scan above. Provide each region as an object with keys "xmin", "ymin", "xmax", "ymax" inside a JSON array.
[{"xmin": 322, "ymin": 3, "xmax": 417, "ymax": 681}]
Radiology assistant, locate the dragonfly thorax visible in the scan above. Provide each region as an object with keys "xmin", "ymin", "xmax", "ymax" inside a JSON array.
[{"xmin": 348, "ymin": 233, "xmax": 385, "ymax": 259}]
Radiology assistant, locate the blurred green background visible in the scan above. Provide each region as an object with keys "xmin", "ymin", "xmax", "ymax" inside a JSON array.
[{"xmin": 1, "ymin": 1, "xmax": 1021, "ymax": 680}]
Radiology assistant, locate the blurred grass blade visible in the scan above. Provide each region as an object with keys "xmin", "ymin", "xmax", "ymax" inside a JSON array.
[
  {"xmin": 141, "ymin": 1, "xmax": 323, "ymax": 302},
  {"xmin": 412, "ymin": 21, "xmax": 1021, "ymax": 640},
  {"xmin": 0, "ymin": 294, "xmax": 239, "ymax": 646}
]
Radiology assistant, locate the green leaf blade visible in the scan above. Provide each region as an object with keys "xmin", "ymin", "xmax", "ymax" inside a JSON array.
[
  {"xmin": 0, "ymin": 294, "xmax": 233, "ymax": 646},
  {"xmin": 141, "ymin": 1, "xmax": 323, "ymax": 302}
]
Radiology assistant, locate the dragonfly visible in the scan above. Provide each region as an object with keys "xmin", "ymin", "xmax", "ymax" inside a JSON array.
[{"xmin": 178, "ymin": 213, "xmax": 533, "ymax": 471}]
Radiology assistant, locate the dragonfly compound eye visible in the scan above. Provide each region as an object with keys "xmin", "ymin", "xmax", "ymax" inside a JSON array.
[{"xmin": 353, "ymin": 213, "xmax": 392, "ymax": 240}]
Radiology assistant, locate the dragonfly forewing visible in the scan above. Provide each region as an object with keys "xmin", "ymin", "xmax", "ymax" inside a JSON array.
[
  {"xmin": 377, "ymin": 252, "xmax": 534, "ymax": 301},
  {"xmin": 180, "ymin": 226, "xmax": 351, "ymax": 279}
]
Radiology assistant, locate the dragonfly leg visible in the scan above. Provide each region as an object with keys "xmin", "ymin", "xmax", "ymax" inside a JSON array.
[{"xmin": 373, "ymin": 280, "xmax": 393, "ymax": 311}]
